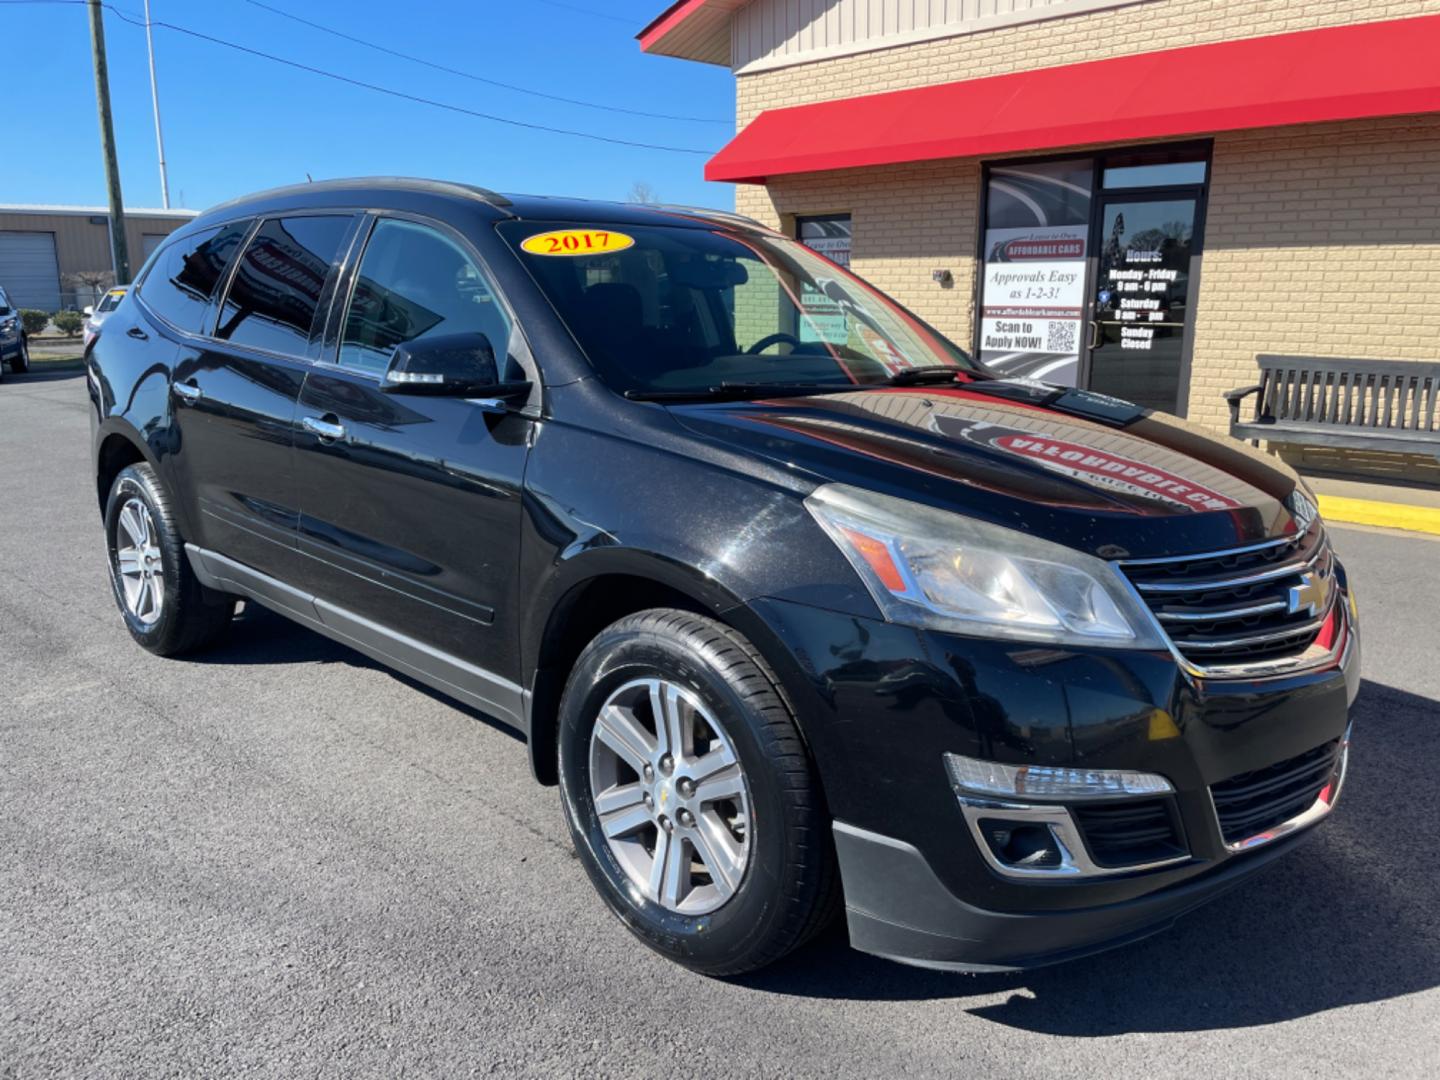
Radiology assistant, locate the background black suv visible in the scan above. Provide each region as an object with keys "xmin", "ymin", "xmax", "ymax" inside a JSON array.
[
  {"xmin": 0, "ymin": 286, "xmax": 31, "ymax": 376},
  {"xmin": 87, "ymin": 178, "xmax": 1359, "ymax": 975}
]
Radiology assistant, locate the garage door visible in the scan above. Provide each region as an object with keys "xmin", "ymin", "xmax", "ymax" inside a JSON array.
[{"xmin": 0, "ymin": 231, "xmax": 61, "ymax": 311}]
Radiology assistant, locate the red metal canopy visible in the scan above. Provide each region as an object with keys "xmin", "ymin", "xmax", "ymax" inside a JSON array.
[{"xmin": 706, "ymin": 14, "xmax": 1440, "ymax": 183}]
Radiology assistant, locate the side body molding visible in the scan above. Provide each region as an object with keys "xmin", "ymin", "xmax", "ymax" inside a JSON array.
[{"xmin": 185, "ymin": 544, "xmax": 526, "ymax": 732}]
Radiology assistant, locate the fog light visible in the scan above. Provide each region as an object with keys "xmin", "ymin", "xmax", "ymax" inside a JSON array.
[
  {"xmin": 980, "ymin": 820, "xmax": 1063, "ymax": 869},
  {"xmin": 944, "ymin": 752, "xmax": 1173, "ymax": 801}
]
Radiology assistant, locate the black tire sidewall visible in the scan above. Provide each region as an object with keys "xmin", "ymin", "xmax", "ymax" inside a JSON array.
[
  {"xmin": 558, "ymin": 626, "xmax": 795, "ymax": 971},
  {"xmin": 104, "ymin": 465, "xmax": 188, "ymax": 651}
]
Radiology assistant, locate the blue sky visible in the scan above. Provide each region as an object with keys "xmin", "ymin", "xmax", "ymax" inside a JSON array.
[{"xmin": 2, "ymin": 0, "xmax": 736, "ymax": 211}]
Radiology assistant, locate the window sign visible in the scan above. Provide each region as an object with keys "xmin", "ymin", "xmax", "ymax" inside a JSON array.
[
  {"xmin": 979, "ymin": 160, "xmax": 1093, "ymax": 386},
  {"xmin": 796, "ymin": 215, "xmax": 852, "ymax": 345}
]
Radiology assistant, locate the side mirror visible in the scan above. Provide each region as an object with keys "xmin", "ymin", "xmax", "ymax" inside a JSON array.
[
  {"xmin": 381, "ymin": 331, "xmax": 531, "ymax": 405},
  {"xmin": 83, "ymin": 305, "xmax": 95, "ymax": 317}
]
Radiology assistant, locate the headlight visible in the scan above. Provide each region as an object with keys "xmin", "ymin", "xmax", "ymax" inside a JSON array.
[{"xmin": 805, "ymin": 484, "xmax": 1164, "ymax": 648}]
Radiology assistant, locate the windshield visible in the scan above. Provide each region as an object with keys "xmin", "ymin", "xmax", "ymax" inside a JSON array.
[{"xmin": 499, "ymin": 221, "xmax": 978, "ymax": 394}]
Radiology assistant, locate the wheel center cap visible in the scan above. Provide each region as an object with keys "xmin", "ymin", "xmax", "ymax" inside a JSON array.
[{"xmin": 655, "ymin": 778, "xmax": 673, "ymax": 812}]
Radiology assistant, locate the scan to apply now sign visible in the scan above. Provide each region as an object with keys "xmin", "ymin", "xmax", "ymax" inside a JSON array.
[{"xmin": 979, "ymin": 225, "xmax": 1087, "ymax": 386}]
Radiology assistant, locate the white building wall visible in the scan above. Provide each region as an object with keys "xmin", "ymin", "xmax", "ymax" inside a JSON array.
[{"xmin": 731, "ymin": 0, "xmax": 1154, "ymax": 72}]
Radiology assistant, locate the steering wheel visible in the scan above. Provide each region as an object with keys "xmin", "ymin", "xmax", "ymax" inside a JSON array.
[{"xmin": 746, "ymin": 332, "xmax": 803, "ymax": 356}]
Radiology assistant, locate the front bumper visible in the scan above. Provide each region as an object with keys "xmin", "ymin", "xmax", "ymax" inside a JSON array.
[
  {"xmin": 744, "ymin": 569, "xmax": 1359, "ymax": 970},
  {"xmin": 832, "ymin": 819, "xmax": 1313, "ymax": 971}
]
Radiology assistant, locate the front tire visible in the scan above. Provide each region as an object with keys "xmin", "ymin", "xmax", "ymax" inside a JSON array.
[
  {"xmin": 10, "ymin": 336, "xmax": 29, "ymax": 374},
  {"xmin": 557, "ymin": 609, "xmax": 837, "ymax": 975},
  {"xmin": 104, "ymin": 462, "xmax": 236, "ymax": 656}
]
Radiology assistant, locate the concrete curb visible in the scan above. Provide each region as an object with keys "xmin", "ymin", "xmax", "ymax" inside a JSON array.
[{"xmin": 1318, "ymin": 494, "xmax": 1440, "ymax": 537}]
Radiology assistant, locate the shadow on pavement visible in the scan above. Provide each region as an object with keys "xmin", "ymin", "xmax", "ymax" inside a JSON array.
[
  {"xmin": 742, "ymin": 678, "xmax": 1439, "ymax": 1034},
  {"xmin": 189, "ymin": 601, "xmax": 525, "ymax": 744}
]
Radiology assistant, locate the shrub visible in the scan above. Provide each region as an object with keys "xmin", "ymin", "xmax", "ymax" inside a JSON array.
[
  {"xmin": 20, "ymin": 309, "xmax": 50, "ymax": 336},
  {"xmin": 51, "ymin": 310, "xmax": 85, "ymax": 337}
]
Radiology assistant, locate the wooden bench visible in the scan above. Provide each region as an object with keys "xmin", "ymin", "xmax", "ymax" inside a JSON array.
[{"xmin": 1225, "ymin": 356, "xmax": 1440, "ymax": 458}]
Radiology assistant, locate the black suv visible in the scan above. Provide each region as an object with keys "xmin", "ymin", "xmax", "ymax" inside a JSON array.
[
  {"xmin": 1, "ymin": 286, "xmax": 31, "ymax": 376},
  {"xmin": 88, "ymin": 179, "xmax": 1359, "ymax": 976}
]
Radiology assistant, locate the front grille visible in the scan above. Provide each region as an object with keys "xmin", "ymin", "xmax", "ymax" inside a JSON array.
[
  {"xmin": 1117, "ymin": 523, "xmax": 1337, "ymax": 667},
  {"xmin": 1071, "ymin": 798, "xmax": 1187, "ymax": 868},
  {"xmin": 1210, "ymin": 740, "xmax": 1339, "ymax": 845}
]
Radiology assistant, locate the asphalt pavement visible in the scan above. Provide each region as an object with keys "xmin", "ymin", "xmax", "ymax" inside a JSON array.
[{"xmin": 3, "ymin": 366, "xmax": 1438, "ymax": 1078}]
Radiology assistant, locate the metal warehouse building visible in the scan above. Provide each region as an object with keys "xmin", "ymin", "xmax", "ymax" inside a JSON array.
[
  {"xmin": 640, "ymin": 0, "xmax": 1440, "ymax": 485},
  {"xmin": 0, "ymin": 205, "xmax": 197, "ymax": 312}
]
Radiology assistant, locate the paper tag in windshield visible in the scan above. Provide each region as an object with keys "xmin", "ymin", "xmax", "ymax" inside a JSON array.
[{"xmin": 520, "ymin": 229, "xmax": 634, "ymax": 256}]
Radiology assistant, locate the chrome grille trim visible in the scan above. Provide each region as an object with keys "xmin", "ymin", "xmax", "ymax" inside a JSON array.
[
  {"xmin": 1128, "ymin": 543, "xmax": 1325, "ymax": 593},
  {"xmin": 1172, "ymin": 613, "xmax": 1329, "ymax": 651},
  {"xmin": 1112, "ymin": 524, "xmax": 1345, "ymax": 678},
  {"xmin": 1115, "ymin": 535, "xmax": 1294, "ymax": 566},
  {"xmin": 1155, "ymin": 600, "xmax": 1288, "ymax": 623}
]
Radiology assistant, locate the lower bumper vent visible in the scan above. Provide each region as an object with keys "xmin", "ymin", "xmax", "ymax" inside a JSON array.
[
  {"xmin": 1072, "ymin": 798, "xmax": 1187, "ymax": 868},
  {"xmin": 1210, "ymin": 740, "xmax": 1340, "ymax": 846}
]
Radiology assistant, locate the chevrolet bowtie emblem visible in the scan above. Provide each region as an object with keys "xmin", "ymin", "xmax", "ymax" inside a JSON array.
[{"xmin": 1287, "ymin": 571, "xmax": 1331, "ymax": 617}]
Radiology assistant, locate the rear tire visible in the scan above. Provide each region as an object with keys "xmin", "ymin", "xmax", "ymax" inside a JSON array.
[
  {"xmin": 104, "ymin": 462, "xmax": 236, "ymax": 656},
  {"xmin": 557, "ymin": 608, "xmax": 838, "ymax": 976}
]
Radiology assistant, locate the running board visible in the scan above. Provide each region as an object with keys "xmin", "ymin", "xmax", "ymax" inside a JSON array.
[{"xmin": 184, "ymin": 543, "xmax": 527, "ymax": 733}]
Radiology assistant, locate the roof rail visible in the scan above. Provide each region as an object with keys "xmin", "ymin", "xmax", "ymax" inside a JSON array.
[{"xmin": 198, "ymin": 177, "xmax": 514, "ymax": 219}]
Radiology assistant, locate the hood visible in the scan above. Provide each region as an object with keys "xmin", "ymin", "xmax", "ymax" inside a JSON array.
[{"xmin": 666, "ymin": 382, "xmax": 1310, "ymax": 560}]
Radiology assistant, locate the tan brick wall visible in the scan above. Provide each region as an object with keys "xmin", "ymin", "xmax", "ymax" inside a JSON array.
[
  {"xmin": 735, "ymin": 0, "xmax": 1440, "ymax": 126},
  {"xmin": 1188, "ymin": 114, "xmax": 1440, "ymax": 434}
]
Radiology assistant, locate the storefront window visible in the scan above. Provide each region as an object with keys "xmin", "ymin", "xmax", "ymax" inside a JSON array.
[
  {"xmin": 1103, "ymin": 160, "xmax": 1207, "ymax": 188},
  {"xmin": 796, "ymin": 214, "xmax": 853, "ymax": 346},
  {"xmin": 979, "ymin": 159, "xmax": 1093, "ymax": 385}
]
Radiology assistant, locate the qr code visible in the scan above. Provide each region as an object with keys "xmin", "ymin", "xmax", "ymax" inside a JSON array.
[{"xmin": 1046, "ymin": 320, "xmax": 1078, "ymax": 353}]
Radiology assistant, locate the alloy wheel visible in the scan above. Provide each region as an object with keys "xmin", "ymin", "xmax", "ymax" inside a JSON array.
[
  {"xmin": 114, "ymin": 497, "xmax": 165, "ymax": 625},
  {"xmin": 588, "ymin": 677, "xmax": 752, "ymax": 915}
]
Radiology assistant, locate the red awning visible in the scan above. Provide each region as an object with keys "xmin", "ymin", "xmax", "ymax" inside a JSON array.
[{"xmin": 707, "ymin": 14, "xmax": 1440, "ymax": 183}]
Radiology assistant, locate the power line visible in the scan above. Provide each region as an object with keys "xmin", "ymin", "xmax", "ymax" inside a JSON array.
[
  {"xmin": 1, "ymin": 0, "xmax": 719, "ymax": 154},
  {"xmin": 239, "ymin": 0, "xmax": 729, "ymax": 125}
]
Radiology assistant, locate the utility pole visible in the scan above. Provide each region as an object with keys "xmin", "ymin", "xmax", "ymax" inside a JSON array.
[
  {"xmin": 87, "ymin": 0, "xmax": 132, "ymax": 284},
  {"xmin": 143, "ymin": 0, "xmax": 170, "ymax": 209}
]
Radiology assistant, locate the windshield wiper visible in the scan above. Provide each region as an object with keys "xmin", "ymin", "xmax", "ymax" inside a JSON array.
[
  {"xmin": 883, "ymin": 365, "xmax": 969, "ymax": 386},
  {"xmin": 625, "ymin": 382, "xmax": 857, "ymax": 403}
]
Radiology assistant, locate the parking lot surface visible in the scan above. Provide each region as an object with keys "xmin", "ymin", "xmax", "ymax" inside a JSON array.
[{"xmin": 3, "ymin": 367, "xmax": 1438, "ymax": 1078}]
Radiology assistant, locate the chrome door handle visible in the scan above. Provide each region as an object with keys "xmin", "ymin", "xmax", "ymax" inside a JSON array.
[
  {"xmin": 172, "ymin": 381, "xmax": 202, "ymax": 403},
  {"xmin": 301, "ymin": 415, "xmax": 347, "ymax": 441},
  {"xmin": 126, "ymin": 326, "xmax": 148, "ymax": 341}
]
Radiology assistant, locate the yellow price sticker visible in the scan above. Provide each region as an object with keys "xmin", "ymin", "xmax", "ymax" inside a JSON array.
[{"xmin": 520, "ymin": 229, "xmax": 635, "ymax": 257}]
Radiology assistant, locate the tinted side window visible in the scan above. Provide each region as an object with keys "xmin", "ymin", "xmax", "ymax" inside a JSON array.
[
  {"xmin": 338, "ymin": 218, "xmax": 513, "ymax": 375},
  {"xmin": 216, "ymin": 216, "xmax": 351, "ymax": 356},
  {"xmin": 138, "ymin": 222, "xmax": 249, "ymax": 332}
]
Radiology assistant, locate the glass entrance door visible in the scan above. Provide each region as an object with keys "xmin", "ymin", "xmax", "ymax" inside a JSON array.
[{"xmin": 1085, "ymin": 195, "xmax": 1200, "ymax": 413}]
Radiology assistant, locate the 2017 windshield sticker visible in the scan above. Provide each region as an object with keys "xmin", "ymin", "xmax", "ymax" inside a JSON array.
[{"xmin": 520, "ymin": 229, "xmax": 635, "ymax": 256}]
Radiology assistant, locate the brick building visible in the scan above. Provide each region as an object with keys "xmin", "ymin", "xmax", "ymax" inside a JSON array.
[{"xmin": 640, "ymin": 0, "xmax": 1440, "ymax": 483}]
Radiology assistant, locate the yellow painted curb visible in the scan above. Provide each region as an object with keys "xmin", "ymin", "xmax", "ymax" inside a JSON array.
[{"xmin": 1317, "ymin": 494, "xmax": 1440, "ymax": 537}]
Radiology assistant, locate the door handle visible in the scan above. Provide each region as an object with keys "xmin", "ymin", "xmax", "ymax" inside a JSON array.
[
  {"xmin": 1088, "ymin": 320, "xmax": 1104, "ymax": 350},
  {"xmin": 302, "ymin": 415, "xmax": 347, "ymax": 442},
  {"xmin": 172, "ymin": 381, "xmax": 202, "ymax": 404},
  {"xmin": 127, "ymin": 326, "xmax": 148, "ymax": 341}
]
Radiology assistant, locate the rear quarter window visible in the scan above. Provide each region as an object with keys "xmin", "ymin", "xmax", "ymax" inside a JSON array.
[{"xmin": 138, "ymin": 222, "xmax": 250, "ymax": 333}]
